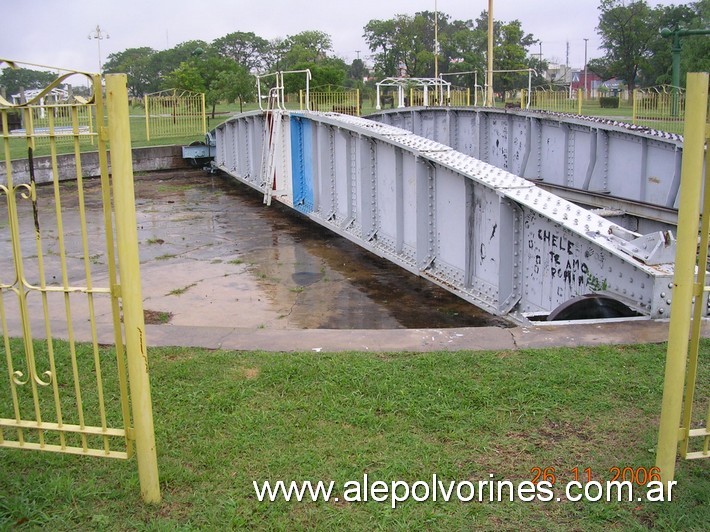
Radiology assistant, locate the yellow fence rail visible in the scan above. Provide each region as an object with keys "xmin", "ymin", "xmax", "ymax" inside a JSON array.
[
  {"xmin": 145, "ymin": 88, "xmax": 206, "ymax": 141},
  {"xmin": 300, "ymin": 89, "xmax": 360, "ymax": 116},
  {"xmin": 409, "ymin": 88, "xmax": 471, "ymax": 107},
  {"xmin": 656, "ymin": 72, "xmax": 709, "ymax": 490},
  {"xmin": 0, "ymin": 63, "xmax": 160, "ymax": 503},
  {"xmin": 633, "ymin": 85, "xmax": 686, "ymax": 135},
  {"xmin": 526, "ymin": 87, "xmax": 583, "ymax": 114}
]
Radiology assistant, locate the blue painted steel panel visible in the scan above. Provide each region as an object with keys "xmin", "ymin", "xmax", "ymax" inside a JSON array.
[{"xmin": 290, "ymin": 116, "xmax": 314, "ymax": 213}]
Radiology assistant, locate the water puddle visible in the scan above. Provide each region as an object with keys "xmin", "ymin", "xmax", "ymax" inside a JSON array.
[{"xmin": 2, "ymin": 170, "xmax": 511, "ymax": 330}]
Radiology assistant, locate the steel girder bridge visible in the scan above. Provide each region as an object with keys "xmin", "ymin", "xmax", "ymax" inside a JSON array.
[{"xmin": 212, "ymin": 108, "xmax": 702, "ymax": 323}]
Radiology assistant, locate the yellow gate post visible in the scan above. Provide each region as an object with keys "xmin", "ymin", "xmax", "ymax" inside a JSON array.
[
  {"xmin": 106, "ymin": 74, "xmax": 161, "ymax": 504},
  {"xmin": 655, "ymin": 72, "xmax": 709, "ymax": 489}
]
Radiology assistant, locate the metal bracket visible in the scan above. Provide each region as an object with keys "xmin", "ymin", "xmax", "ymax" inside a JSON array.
[{"xmin": 617, "ymin": 231, "xmax": 677, "ymax": 265}]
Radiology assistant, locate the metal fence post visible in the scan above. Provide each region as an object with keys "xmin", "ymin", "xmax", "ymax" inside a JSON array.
[
  {"xmin": 106, "ymin": 74, "xmax": 161, "ymax": 504},
  {"xmin": 144, "ymin": 93, "xmax": 151, "ymax": 141},
  {"xmin": 631, "ymin": 89, "xmax": 641, "ymax": 125},
  {"xmin": 655, "ymin": 72, "xmax": 709, "ymax": 490}
]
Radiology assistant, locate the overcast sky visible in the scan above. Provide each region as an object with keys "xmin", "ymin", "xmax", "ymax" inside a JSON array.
[{"xmin": 2, "ymin": 0, "xmax": 685, "ymax": 75}]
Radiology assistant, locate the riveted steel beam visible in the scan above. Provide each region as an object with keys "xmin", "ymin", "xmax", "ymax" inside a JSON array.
[{"xmin": 213, "ymin": 110, "xmax": 689, "ymax": 321}]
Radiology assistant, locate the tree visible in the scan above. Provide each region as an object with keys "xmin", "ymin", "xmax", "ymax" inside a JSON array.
[
  {"xmin": 363, "ymin": 18, "xmax": 398, "ymax": 77},
  {"xmin": 364, "ymin": 12, "xmax": 443, "ymax": 78},
  {"xmin": 596, "ymin": 0, "xmax": 656, "ymax": 92},
  {"xmin": 262, "ymin": 38, "xmax": 288, "ymax": 71},
  {"xmin": 211, "ymin": 31, "xmax": 269, "ymax": 73},
  {"xmin": 150, "ymin": 40, "xmax": 210, "ymax": 84},
  {"xmin": 0, "ymin": 66, "xmax": 57, "ymax": 97},
  {"xmin": 364, "ymin": 10, "xmax": 539, "ymax": 93},
  {"xmin": 103, "ymin": 47, "xmax": 158, "ymax": 96},
  {"xmin": 471, "ymin": 12, "xmax": 537, "ymax": 94},
  {"xmin": 678, "ymin": 0, "xmax": 710, "ymax": 82},
  {"xmin": 279, "ymin": 31, "xmax": 334, "ymax": 69},
  {"xmin": 348, "ymin": 58, "xmax": 367, "ymax": 82},
  {"xmin": 164, "ymin": 50, "xmax": 257, "ymax": 117},
  {"xmin": 164, "ymin": 61, "xmax": 206, "ymax": 93},
  {"xmin": 209, "ymin": 64, "xmax": 255, "ymax": 115},
  {"xmin": 587, "ymin": 57, "xmax": 614, "ymax": 80}
]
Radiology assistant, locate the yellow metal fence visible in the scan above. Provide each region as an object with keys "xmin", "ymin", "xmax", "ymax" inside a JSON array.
[
  {"xmin": 526, "ymin": 88, "xmax": 583, "ymax": 115},
  {"xmin": 145, "ymin": 88, "xmax": 206, "ymax": 141},
  {"xmin": 301, "ymin": 89, "xmax": 360, "ymax": 115},
  {"xmin": 633, "ymin": 85, "xmax": 686, "ymax": 135},
  {"xmin": 0, "ymin": 65, "xmax": 160, "ymax": 502},
  {"xmin": 409, "ymin": 88, "xmax": 471, "ymax": 107}
]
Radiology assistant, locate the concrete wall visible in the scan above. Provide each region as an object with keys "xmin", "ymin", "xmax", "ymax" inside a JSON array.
[{"xmin": 0, "ymin": 145, "xmax": 189, "ymax": 186}]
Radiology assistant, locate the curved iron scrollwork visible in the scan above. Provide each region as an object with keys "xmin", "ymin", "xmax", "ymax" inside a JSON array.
[{"xmin": 0, "ymin": 58, "xmax": 97, "ymax": 109}]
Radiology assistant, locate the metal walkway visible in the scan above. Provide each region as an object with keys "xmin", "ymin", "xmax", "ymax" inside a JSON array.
[
  {"xmin": 368, "ymin": 107, "xmax": 686, "ymax": 233},
  {"xmin": 212, "ymin": 109, "xmax": 696, "ymax": 322}
]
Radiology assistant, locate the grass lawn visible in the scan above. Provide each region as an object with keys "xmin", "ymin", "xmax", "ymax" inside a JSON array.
[
  {"xmin": 2, "ymin": 95, "xmax": 652, "ymax": 163},
  {"xmin": 0, "ymin": 339, "xmax": 707, "ymax": 530}
]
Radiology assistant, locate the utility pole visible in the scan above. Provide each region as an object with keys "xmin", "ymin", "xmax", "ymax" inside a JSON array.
[
  {"xmin": 434, "ymin": 0, "xmax": 439, "ymax": 80},
  {"xmin": 486, "ymin": 0, "xmax": 494, "ymax": 106}
]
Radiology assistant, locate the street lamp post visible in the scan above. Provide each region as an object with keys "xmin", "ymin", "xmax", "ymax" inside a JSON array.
[
  {"xmin": 660, "ymin": 27, "xmax": 710, "ymax": 115},
  {"xmin": 88, "ymin": 25, "xmax": 110, "ymax": 74},
  {"xmin": 583, "ymin": 38, "xmax": 588, "ymax": 100}
]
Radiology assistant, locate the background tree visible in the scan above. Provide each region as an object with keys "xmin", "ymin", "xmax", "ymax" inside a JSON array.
[
  {"xmin": 348, "ymin": 58, "xmax": 367, "ymax": 82},
  {"xmin": 281, "ymin": 30, "xmax": 334, "ymax": 67},
  {"xmin": 150, "ymin": 40, "xmax": 211, "ymax": 87},
  {"xmin": 209, "ymin": 64, "xmax": 255, "ymax": 114},
  {"xmin": 678, "ymin": 0, "xmax": 710, "ymax": 80},
  {"xmin": 586, "ymin": 57, "xmax": 614, "ymax": 80},
  {"xmin": 103, "ymin": 47, "xmax": 158, "ymax": 96},
  {"xmin": 362, "ymin": 18, "xmax": 398, "ymax": 78},
  {"xmin": 364, "ymin": 12, "xmax": 443, "ymax": 78},
  {"xmin": 164, "ymin": 51, "xmax": 248, "ymax": 116},
  {"xmin": 471, "ymin": 12, "xmax": 537, "ymax": 94},
  {"xmin": 596, "ymin": 0, "xmax": 656, "ymax": 92},
  {"xmin": 281, "ymin": 59, "xmax": 347, "ymax": 94},
  {"xmin": 364, "ymin": 10, "xmax": 538, "ymax": 94},
  {"xmin": 0, "ymin": 67, "xmax": 58, "ymax": 97},
  {"xmin": 211, "ymin": 31, "xmax": 269, "ymax": 73}
]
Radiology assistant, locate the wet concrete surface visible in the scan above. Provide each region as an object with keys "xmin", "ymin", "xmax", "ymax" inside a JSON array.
[
  {"xmin": 3, "ymin": 168, "xmax": 706, "ymax": 352},
  {"xmin": 134, "ymin": 170, "xmax": 511, "ymax": 329},
  {"xmin": 1, "ymin": 169, "xmax": 510, "ymax": 332}
]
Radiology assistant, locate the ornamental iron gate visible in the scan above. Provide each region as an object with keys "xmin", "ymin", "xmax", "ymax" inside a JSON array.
[{"xmin": 0, "ymin": 62, "xmax": 159, "ymax": 503}]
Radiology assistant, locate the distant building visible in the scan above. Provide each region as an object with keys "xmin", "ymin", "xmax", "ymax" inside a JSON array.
[
  {"xmin": 570, "ymin": 69, "xmax": 603, "ymax": 98},
  {"xmin": 598, "ymin": 78, "xmax": 629, "ymax": 99},
  {"xmin": 545, "ymin": 63, "xmax": 573, "ymax": 84}
]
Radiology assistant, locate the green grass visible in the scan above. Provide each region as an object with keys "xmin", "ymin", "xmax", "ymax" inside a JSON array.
[
  {"xmin": 167, "ymin": 283, "xmax": 197, "ymax": 296},
  {"xmin": 0, "ymin": 339, "xmax": 708, "ymax": 530},
  {"xmin": 2, "ymin": 96, "xmax": 661, "ymax": 163}
]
